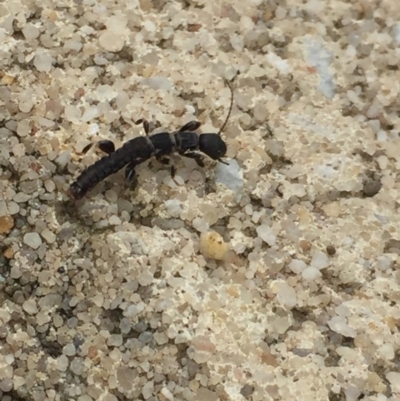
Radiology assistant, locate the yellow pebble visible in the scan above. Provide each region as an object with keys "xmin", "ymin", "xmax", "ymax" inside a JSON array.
[{"xmin": 199, "ymin": 231, "xmax": 228, "ymax": 260}]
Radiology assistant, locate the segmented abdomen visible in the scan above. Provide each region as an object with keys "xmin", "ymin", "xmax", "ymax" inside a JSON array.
[
  {"xmin": 68, "ymin": 150, "xmax": 129, "ymax": 199},
  {"xmin": 68, "ymin": 137, "xmax": 154, "ymax": 200}
]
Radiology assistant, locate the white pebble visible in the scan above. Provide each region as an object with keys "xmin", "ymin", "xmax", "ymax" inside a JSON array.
[
  {"xmin": 124, "ymin": 303, "xmax": 145, "ymax": 318},
  {"xmin": 63, "ymin": 343, "xmax": 76, "ymax": 356},
  {"xmin": 23, "ymin": 232, "xmax": 42, "ymax": 249},
  {"xmin": 164, "ymin": 199, "xmax": 183, "ymax": 218},
  {"xmin": 386, "ymin": 372, "xmax": 400, "ymax": 392},
  {"xmin": 192, "ymin": 217, "xmax": 209, "ymax": 232},
  {"xmin": 310, "ymin": 251, "xmax": 329, "ymax": 270},
  {"xmin": 328, "ymin": 316, "xmax": 356, "ymax": 338},
  {"xmin": 289, "ymin": 259, "xmax": 307, "ymax": 274},
  {"xmin": 215, "ymin": 159, "xmax": 244, "ymax": 192},
  {"xmin": 12, "ymin": 143, "xmax": 25, "ymax": 157},
  {"xmin": 95, "ymin": 85, "xmax": 117, "ymax": 102},
  {"xmin": 276, "ymin": 282, "xmax": 297, "ymax": 308},
  {"xmin": 81, "ymin": 106, "xmax": 100, "ymax": 122},
  {"xmin": 378, "ymin": 343, "xmax": 394, "ymax": 361},
  {"xmin": 22, "ymin": 24, "xmax": 40, "ymax": 40},
  {"xmin": 55, "ymin": 151, "xmax": 71, "ymax": 169},
  {"xmin": 301, "ymin": 266, "xmax": 322, "ymax": 281},
  {"xmin": 256, "ymin": 224, "xmax": 276, "ymax": 246},
  {"xmin": 33, "ymin": 51, "xmax": 54, "ymax": 73},
  {"xmin": 64, "ymin": 105, "xmax": 82, "ymax": 122}
]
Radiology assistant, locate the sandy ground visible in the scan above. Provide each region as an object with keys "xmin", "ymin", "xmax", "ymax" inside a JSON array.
[{"xmin": 1, "ymin": 0, "xmax": 400, "ymax": 400}]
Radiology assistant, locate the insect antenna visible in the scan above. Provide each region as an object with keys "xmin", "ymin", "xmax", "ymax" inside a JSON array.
[{"xmin": 217, "ymin": 79, "xmax": 234, "ymax": 136}]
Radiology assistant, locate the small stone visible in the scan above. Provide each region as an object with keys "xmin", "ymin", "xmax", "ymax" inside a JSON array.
[
  {"xmin": 142, "ymin": 76, "xmax": 173, "ymax": 90},
  {"xmin": 363, "ymin": 178, "xmax": 382, "ymax": 197},
  {"xmin": 54, "ymin": 151, "xmax": 71, "ymax": 169},
  {"xmin": 124, "ymin": 303, "xmax": 145, "ymax": 318},
  {"xmin": 57, "ymin": 354, "xmax": 69, "ymax": 371},
  {"xmin": 22, "ymin": 299, "xmax": 38, "ymax": 315},
  {"xmin": 17, "ymin": 120, "xmax": 31, "ymax": 137},
  {"xmin": 1, "ymin": 74, "xmax": 15, "ymax": 85},
  {"xmin": 199, "ymin": 231, "xmax": 228, "ymax": 260},
  {"xmin": 109, "ymin": 215, "xmax": 121, "ymax": 225},
  {"xmin": 164, "ymin": 199, "xmax": 183, "ymax": 218},
  {"xmin": 256, "ymin": 224, "xmax": 276, "ymax": 246},
  {"xmin": 215, "ymin": 159, "xmax": 244, "ymax": 192},
  {"xmin": 22, "ymin": 24, "xmax": 40, "ymax": 39},
  {"xmin": 328, "ymin": 316, "xmax": 356, "ymax": 338},
  {"xmin": 99, "ymin": 30, "xmax": 125, "ymax": 52},
  {"xmin": 299, "ymin": 240, "xmax": 311, "ymax": 252},
  {"xmin": 240, "ymin": 384, "xmax": 255, "ymax": 398},
  {"xmin": 301, "ymin": 266, "xmax": 322, "ymax": 281},
  {"xmin": 36, "ymin": 312, "xmax": 51, "ymax": 325},
  {"xmin": 0, "ymin": 378, "xmax": 13, "ymax": 392},
  {"xmin": 288, "ymin": 259, "xmax": 307, "ymax": 274},
  {"xmin": 92, "ymin": 294, "xmax": 104, "ymax": 308},
  {"xmin": 70, "ymin": 357, "xmax": 84, "ymax": 375},
  {"xmin": 13, "ymin": 193, "xmax": 31, "ymax": 203},
  {"xmin": 344, "ymin": 385, "xmax": 361, "ymax": 401},
  {"xmin": 310, "ymin": 251, "xmax": 329, "ymax": 270},
  {"xmin": 23, "ymin": 232, "xmax": 42, "ymax": 249},
  {"xmin": 378, "ymin": 343, "xmax": 394, "ymax": 360},
  {"xmin": 64, "ymin": 105, "xmax": 82, "ymax": 122},
  {"xmin": 81, "ymin": 106, "xmax": 100, "ymax": 122},
  {"xmin": 3, "ymin": 247, "xmax": 14, "ymax": 259},
  {"xmin": 63, "ymin": 343, "xmax": 76, "ymax": 356},
  {"xmin": 107, "ymin": 334, "xmax": 123, "ymax": 347},
  {"xmin": 142, "ymin": 381, "xmax": 154, "ymax": 399},
  {"xmin": 41, "ymin": 228, "xmax": 57, "ymax": 244},
  {"xmin": 192, "ymin": 217, "xmax": 209, "ymax": 232},
  {"xmin": 386, "ymin": 372, "xmax": 400, "ymax": 392},
  {"xmin": 326, "ymin": 245, "xmax": 336, "ymax": 256},
  {"xmin": 276, "ymin": 282, "xmax": 297, "ymax": 308},
  {"xmin": 0, "ymin": 216, "xmax": 14, "ymax": 234},
  {"xmin": 33, "ymin": 51, "xmax": 54, "ymax": 72}
]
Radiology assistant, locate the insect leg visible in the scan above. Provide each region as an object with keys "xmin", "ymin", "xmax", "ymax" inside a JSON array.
[
  {"xmin": 135, "ymin": 119, "xmax": 151, "ymax": 135},
  {"xmin": 125, "ymin": 162, "xmax": 138, "ymax": 187},
  {"xmin": 82, "ymin": 140, "xmax": 116, "ymax": 155},
  {"xmin": 156, "ymin": 156, "xmax": 176, "ymax": 178},
  {"xmin": 178, "ymin": 121, "xmax": 201, "ymax": 132},
  {"xmin": 179, "ymin": 151, "xmax": 205, "ymax": 167}
]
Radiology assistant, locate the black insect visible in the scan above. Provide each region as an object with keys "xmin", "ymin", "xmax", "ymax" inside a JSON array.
[{"xmin": 68, "ymin": 80, "xmax": 234, "ymax": 200}]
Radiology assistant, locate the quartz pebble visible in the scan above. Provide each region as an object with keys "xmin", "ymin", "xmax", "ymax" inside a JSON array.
[
  {"xmin": 328, "ymin": 316, "xmax": 356, "ymax": 338},
  {"xmin": 215, "ymin": 159, "xmax": 244, "ymax": 192},
  {"xmin": 33, "ymin": 51, "xmax": 54, "ymax": 72},
  {"xmin": 256, "ymin": 224, "xmax": 276, "ymax": 246},
  {"xmin": 41, "ymin": 228, "xmax": 57, "ymax": 244},
  {"xmin": 276, "ymin": 282, "xmax": 297, "ymax": 308},
  {"xmin": 22, "ymin": 299, "xmax": 38, "ymax": 315},
  {"xmin": 288, "ymin": 259, "xmax": 307, "ymax": 274},
  {"xmin": 310, "ymin": 251, "xmax": 329, "ymax": 270},
  {"xmin": 23, "ymin": 232, "xmax": 42, "ymax": 249}
]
